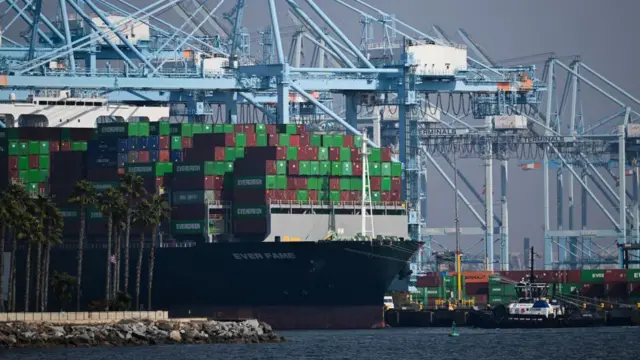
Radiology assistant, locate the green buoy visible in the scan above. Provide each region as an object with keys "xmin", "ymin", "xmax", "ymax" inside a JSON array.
[{"xmin": 449, "ymin": 321, "xmax": 460, "ymax": 337}]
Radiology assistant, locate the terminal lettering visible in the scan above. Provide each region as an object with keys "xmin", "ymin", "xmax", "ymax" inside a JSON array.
[
  {"xmin": 237, "ymin": 178, "xmax": 263, "ymax": 187},
  {"xmin": 236, "ymin": 208, "xmax": 264, "ymax": 215},
  {"xmin": 232, "ymin": 253, "xmax": 296, "ymax": 260},
  {"xmin": 176, "ymin": 165, "xmax": 201, "ymax": 172},
  {"xmin": 101, "ymin": 126, "xmax": 126, "ymax": 133},
  {"xmin": 420, "ymin": 128, "xmax": 457, "ymax": 136}
]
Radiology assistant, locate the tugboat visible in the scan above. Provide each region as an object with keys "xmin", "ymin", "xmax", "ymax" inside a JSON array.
[{"xmin": 505, "ymin": 280, "xmax": 565, "ymax": 321}]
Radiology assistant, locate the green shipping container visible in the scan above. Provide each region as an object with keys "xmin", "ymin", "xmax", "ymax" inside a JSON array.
[
  {"xmin": 39, "ymin": 155, "xmax": 50, "ymax": 169},
  {"xmin": 28, "ymin": 141, "xmax": 39, "ymax": 155},
  {"xmin": 223, "ymin": 124, "xmax": 234, "ymax": 133},
  {"xmin": 39, "ymin": 141, "xmax": 50, "ymax": 154},
  {"xmin": 354, "ymin": 135, "xmax": 363, "ymax": 148},
  {"xmin": 25, "ymin": 183, "xmax": 38, "ymax": 194},
  {"xmin": 580, "ymin": 269, "xmax": 605, "ymax": 283},
  {"xmin": 310, "ymin": 134, "xmax": 322, "ymax": 147},
  {"xmin": 341, "ymin": 162, "xmax": 353, "ymax": 176},
  {"xmin": 558, "ymin": 283, "xmax": 580, "ymax": 295},
  {"xmin": 174, "ymin": 163, "xmax": 204, "ymax": 176},
  {"xmin": 137, "ymin": 122, "xmax": 150, "ymax": 137},
  {"xmin": 391, "ymin": 162, "xmax": 403, "ymax": 177},
  {"xmin": 370, "ymin": 148, "xmax": 381, "ymax": 162},
  {"xmin": 340, "ymin": 178, "xmax": 351, "ymax": 191},
  {"xmin": 71, "ymin": 141, "xmax": 87, "ymax": 151},
  {"xmin": 279, "ymin": 134, "xmax": 290, "ymax": 146},
  {"xmin": 370, "ymin": 163, "xmax": 381, "ymax": 176},
  {"xmin": 299, "ymin": 161, "xmax": 310, "ymax": 176},
  {"xmin": 203, "ymin": 124, "xmax": 213, "ymax": 134},
  {"xmin": 213, "ymin": 124, "xmax": 224, "ymax": 133},
  {"xmin": 320, "ymin": 161, "xmax": 331, "ymax": 176},
  {"xmin": 322, "ymin": 135, "xmax": 333, "ymax": 147},
  {"xmin": 307, "ymin": 177, "xmax": 319, "ymax": 190},
  {"xmin": 18, "ymin": 156, "xmax": 29, "ymax": 170},
  {"xmin": 255, "ymin": 124, "xmax": 266, "ymax": 133},
  {"xmin": 27, "ymin": 169, "xmax": 40, "ymax": 183},
  {"xmin": 339, "ymin": 148, "xmax": 351, "ymax": 162},
  {"xmin": 318, "ymin": 147, "xmax": 329, "ymax": 161},
  {"xmin": 332, "ymin": 134, "xmax": 344, "ymax": 147},
  {"xmin": 171, "ymin": 136, "xmax": 182, "ymax": 150},
  {"xmin": 381, "ymin": 177, "xmax": 391, "ymax": 191},
  {"xmin": 171, "ymin": 220, "xmax": 206, "ymax": 234},
  {"xmin": 331, "ymin": 162, "xmax": 342, "ymax": 176},
  {"xmin": 297, "ymin": 190, "xmax": 308, "ymax": 201},
  {"xmin": 257, "ymin": 134, "xmax": 268, "ymax": 146},
  {"xmin": 424, "ymin": 287, "xmax": 444, "ymax": 298},
  {"xmin": 236, "ymin": 133, "xmax": 247, "ymax": 147},
  {"xmin": 276, "ymin": 176, "xmax": 287, "ymax": 190},
  {"xmin": 214, "ymin": 162, "xmax": 226, "ymax": 175},
  {"xmin": 39, "ymin": 169, "xmax": 48, "ymax": 182},
  {"xmin": 171, "ymin": 123, "xmax": 193, "ymax": 137},
  {"xmin": 225, "ymin": 147, "xmax": 236, "ymax": 161},
  {"xmin": 381, "ymin": 162, "xmax": 392, "ymax": 176},
  {"xmin": 309, "ymin": 162, "xmax": 320, "ymax": 176},
  {"xmin": 192, "ymin": 124, "xmax": 203, "ymax": 135},
  {"xmin": 329, "ymin": 190, "xmax": 341, "ymax": 202},
  {"xmin": 287, "ymin": 146, "xmax": 298, "ymax": 160},
  {"xmin": 628, "ymin": 269, "xmax": 640, "ymax": 282},
  {"xmin": 276, "ymin": 161, "xmax": 287, "ymax": 175},
  {"xmin": 7, "ymin": 141, "xmax": 19, "ymax": 155},
  {"xmin": 126, "ymin": 162, "xmax": 172, "ymax": 177},
  {"xmin": 350, "ymin": 178, "xmax": 362, "ymax": 191},
  {"xmin": 19, "ymin": 142, "xmax": 29, "ymax": 155},
  {"xmin": 371, "ymin": 192, "xmax": 381, "ymax": 203}
]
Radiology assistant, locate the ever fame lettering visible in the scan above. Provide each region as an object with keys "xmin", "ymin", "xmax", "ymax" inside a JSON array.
[{"xmin": 232, "ymin": 253, "xmax": 296, "ymax": 260}]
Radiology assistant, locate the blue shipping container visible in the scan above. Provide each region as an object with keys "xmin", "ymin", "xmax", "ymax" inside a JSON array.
[
  {"xmin": 118, "ymin": 138, "xmax": 128, "ymax": 153},
  {"xmin": 170, "ymin": 150, "xmax": 182, "ymax": 162},
  {"xmin": 117, "ymin": 153, "xmax": 128, "ymax": 167},
  {"xmin": 149, "ymin": 150, "xmax": 159, "ymax": 162},
  {"xmin": 127, "ymin": 138, "xmax": 138, "ymax": 151},
  {"xmin": 137, "ymin": 136, "xmax": 149, "ymax": 150},
  {"xmin": 148, "ymin": 135, "xmax": 159, "ymax": 150}
]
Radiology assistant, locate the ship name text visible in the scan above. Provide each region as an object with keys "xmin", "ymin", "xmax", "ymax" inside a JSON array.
[{"xmin": 232, "ymin": 252, "xmax": 296, "ymax": 260}]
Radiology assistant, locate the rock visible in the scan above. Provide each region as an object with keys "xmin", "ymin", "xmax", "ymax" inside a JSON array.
[
  {"xmin": 168, "ymin": 330, "xmax": 181, "ymax": 342},
  {"xmin": 0, "ymin": 318, "xmax": 282, "ymax": 349}
]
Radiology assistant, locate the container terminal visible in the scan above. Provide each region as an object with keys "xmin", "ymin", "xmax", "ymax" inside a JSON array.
[{"xmin": 0, "ymin": 0, "xmax": 639, "ymax": 329}]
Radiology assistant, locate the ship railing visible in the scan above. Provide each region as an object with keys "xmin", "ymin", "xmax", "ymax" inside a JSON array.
[{"xmin": 268, "ymin": 200, "xmax": 406, "ymax": 211}]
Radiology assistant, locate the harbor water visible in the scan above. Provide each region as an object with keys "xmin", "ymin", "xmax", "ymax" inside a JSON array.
[{"xmin": 2, "ymin": 326, "xmax": 639, "ymax": 359}]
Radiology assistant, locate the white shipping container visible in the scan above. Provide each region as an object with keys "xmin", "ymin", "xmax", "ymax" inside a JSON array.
[
  {"xmin": 407, "ymin": 43, "xmax": 467, "ymax": 76},
  {"xmin": 91, "ymin": 16, "xmax": 150, "ymax": 45},
  {"xmin": 494, "ymin": 115, "xmax": 528, "ymax": 130},
  {"xmin": 626, "ymin": 123, "xmax": 640, "ymax": 138}
]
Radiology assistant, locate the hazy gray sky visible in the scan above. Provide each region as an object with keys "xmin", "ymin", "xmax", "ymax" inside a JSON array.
[{"xmin": 3, "ymin": 0, "xmax": 640, "ymax": 261}]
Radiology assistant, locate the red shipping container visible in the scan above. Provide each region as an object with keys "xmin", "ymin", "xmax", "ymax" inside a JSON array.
[
  {"xmin": 533, "ymin": 270, "xmax": 556, "ymax": 283},
  {"xmin": 269, "ymin": 190, "xmax": 283, "ymax": 201},
  {"xmin": 117, "ymin": 168, "xmax": 125, "ymax": 175},
  {"xmin": 214, "ymin": 147, "xmax": 225, "ymax": 161},
  {"xmin": 9, "ymin": 170, "xmax": 18, "ymax": 181},
  {"xmin": 276, "ymin": 146, "xmax": 287, "ymax": 160},
  {"xmin": 8, "ymin": 156, "xmax": 18, "ymax": 170},
  {"xmin": 268, "ymin": 133, "xmax": 279, "ymax": 146},
  {"xmin": 299, "ymin": 134, "xmax": 310, "ymax": 146},
  {"xmin": 343, "ymin": 135, "xmax": 354, "ymax": 148},
  {"xmin": 340, "ymin": 191, "xmax": 350, "ymax": 202},
  {"xmin": 390, "ymin": 191, "xmax": 401, "ymax": 201},
  {"xmin": 266, "ymin": 160, "xmax": 277, "ymax": 175},
  {"xmin": 381, "ymin": 191, "xmax": 391, "ymax": 202},
  {"xmin": 351, "ymin": 148, "xmax": 359, "ymax": 162},
  {"xmin": 391, "ymin": 177, "xmax": 402, "ymax": 193},
  {"xmin": 295, "ymin": 178, "xmax": 308, "ymax": 189},
  {"xmin": 629, "ymin": 283, "xmax": 640, "ymax": 295},
  {"xmin": 181, "ymin": 137, "xmax": 193, "ymax": 149},
  {"xmin": 288, "ymin": 161, "xmax": 299, "ymax": 175},
  {"xmin": 416, "ymin": 275, "xmax": 440, "ymax": 287},
  {"xmin": 604, "ymin": 269, "xmax": 627, "ymax": 283},
  {"xmin": 289, "ymin": 135, "xmax": 300, "ymax": 147},
  {"xmin": 308, "ymin": 190, "xmax": 318, "ymax": 202},
  {"xmin": 38, "ymin": 183, "xmax": 46, "ymax": 195},
  {"xmin": 297, "ymin": 147, "xmax": 308, "ymax": 161},
  {"xmin": 49, "ymin": 141, "xmax": 60, "ymax": 152},
  {"xmin": 212, "ymin": 176, "xmax": 224, "ymax": 190},
  {"xmin": 556, "ymin": 270, "xmax": 581, "ymax": 283},
  {"xmin": 349, "ymin": 191, "xmax": 361, "ymax": 202},
  {"xmin": 224, "ymin": 133, "xmax": 236, "ymax": 146},
  {"xmin": 474, "ymin": 294, "xmax": 489, "ymax": 306},
  {"xmin": 351, "ymin": 162, "xmax": 362, "ymax": 176},
  {"xmin": 204, "ymin": 176, "xmax": 215, "ymax": 190},
  {"xmin": 266, "ymin": 124, "xmax": 277, "ymax": 134},
  {"xmin": 381, "ymin": 148, "xmax": 392, "ymax": 162},
  {"xmin": 581, "ymin": 283, "xmax": 605, "ymax": 297},
  {"xmin": 159, "ymin": 136, "xmax": 170, "ymax": 150},
  {"xmin": 465, "ymin": 283, "xmax": 489, "ymax": 296},
  {"xmin": 245, "ymin": 133, "xmax": 257, "ymax": 147},
  {"xmin": 138, "ymin": 151, "xmax": 150, "ymax": 163},
  {"xmin": 213, "ymin": 190, "xmax": 222, "ymax": 200},
  {"xmin": 244, "ymin": 124, "xmax": 255, "ymax": 133},
  {"xmin": 296, "ymin": 124, "xmax": 306, "ymax": 134},
  {"xmin": 498, "ymin": 271, "xmax": 530, "ymax": 282},
  {"xmin": 287, "ymin": 177, "xmax": 297, "ymax": 190},
  {"xmin": 370, "ymin": 177, "xmax": 381, "ymax": 191},
  {"xmin": 234, "ymin": 124, "xmax": 244, "ymax": 133},
  {"xmin": 155, "ymin": 177, "xmax": 164, "ymax": 188},
  {"xmin": 61, "ymin": 141, "xmax": 71, "ymax": 151},
  {"xmin": 329, "ymin": 147, "xmax": 340, "ymax": 161},
  {"xmin": 28, "ymin": 155, "xmax": 39, "ymax": 168},
  {"xmin": 330, "ymin": 178, "xmax": 340, "ymax": 190},
  {"xmin": 286, "ymin": 190, "xmax": 297, "ymax": 201},
  {"xmin": 159, "ymin": 150, "xmax": 170, "ymax": 162},
  {"xmin": 305, "ymin": 146, "xmax": 318, "ymax": 160}
]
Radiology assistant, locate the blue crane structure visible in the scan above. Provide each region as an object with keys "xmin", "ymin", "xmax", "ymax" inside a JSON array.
[{"xmin": 0, "ymin": 0, "xmax": 638, "ymax": 270}]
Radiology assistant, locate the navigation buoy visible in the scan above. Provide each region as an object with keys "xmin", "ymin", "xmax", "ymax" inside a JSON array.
[{"xmin": 449, "ymin": 321, "xmax": 460, "ymax": 337}]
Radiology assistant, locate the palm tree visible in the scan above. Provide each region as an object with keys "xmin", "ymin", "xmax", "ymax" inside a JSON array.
[
  {"xmin": 118, "ymin": 174, "xmax": 146, "ymax": 297},
  {"xmin": 96, "ymin": 188, "xmax": 125, "ymax": 304},
  {"xmin": 4, "ymin": 184, "xmax": 31, "ymax": 311},
  {"xmin": 132, "ymin": 200, "xmax": 151, "ymax": 310},
  {"xmin": 111, "ymin": 199, "xmax": 128, "ymax": 300},
  {"xmin": 145, "ymin": 194, "xmax": 170, "ymax": 310},
  {"xmin": 0, "ymin": 189, "xmax": 11, "ymax": 312},
  {"xmin": 37, "ymin": 196, "xmax": 63, "ymax": 312},
  {"xmin": 23, "ymin": 198, "xmax": 43, "ymax": 312},
  {"xmin": 68, "ymin": 180, "xmax": 96, "ymax": 311}
]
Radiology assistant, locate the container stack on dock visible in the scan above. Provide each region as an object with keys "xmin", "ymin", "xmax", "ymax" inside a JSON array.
[
  {"xmin": 414, "ymin": 269, "xmax": 640, "ymax": 308},
  {"xmin": 1, "ymin": 123, "xmax": 403, "ymax": 243}
]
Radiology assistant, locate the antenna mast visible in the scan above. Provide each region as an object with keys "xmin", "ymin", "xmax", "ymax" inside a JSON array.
[{"xmin": 361, "ymin": 129, "xmax": 375, "ymax": 239}]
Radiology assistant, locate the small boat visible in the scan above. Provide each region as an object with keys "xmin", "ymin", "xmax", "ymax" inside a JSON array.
[{"xmin": 448, "ymin": 321, "xmax": 460, "ymax": 337}]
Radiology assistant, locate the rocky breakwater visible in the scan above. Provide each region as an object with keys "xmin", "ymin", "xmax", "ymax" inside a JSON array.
[{"xmin": 0, "ymin": 319, "xmax": 285, "ymax": 349}]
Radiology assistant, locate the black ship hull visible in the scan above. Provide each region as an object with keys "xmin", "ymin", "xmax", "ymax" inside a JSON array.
[{"xmin": 13, "ymin": 240, "xmax": 421, "ymax": 330}]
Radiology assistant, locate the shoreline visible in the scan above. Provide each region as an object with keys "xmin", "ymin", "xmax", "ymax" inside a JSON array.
[{"xmin": 0, "ymin": 318, "xmax": 285, "ymax": 349}]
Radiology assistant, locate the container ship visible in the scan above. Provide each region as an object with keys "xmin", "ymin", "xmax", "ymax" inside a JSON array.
[{"xmin": 0, "ymin": 122, "xmax": 420, "ymax": 330}]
